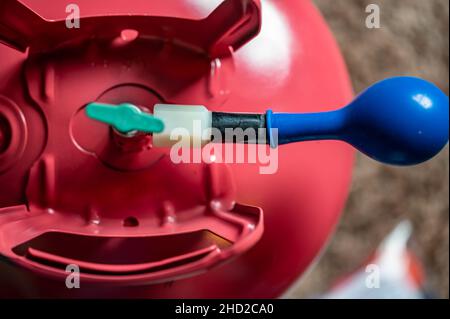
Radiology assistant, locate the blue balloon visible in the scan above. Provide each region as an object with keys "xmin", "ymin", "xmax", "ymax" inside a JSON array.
[{"xmin": 267, "ymin": 77, "xmax": 449, "ymax": 165}]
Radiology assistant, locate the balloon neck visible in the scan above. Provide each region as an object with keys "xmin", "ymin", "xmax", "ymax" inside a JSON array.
[{"xmin": 269, "ymin": 109, "xmax": 347, "ymax": 145}]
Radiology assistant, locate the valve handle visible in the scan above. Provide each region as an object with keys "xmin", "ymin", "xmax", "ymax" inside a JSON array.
[
  {"xmin": 85, "ymin": 102, "xmax": 164, "ymax": 134},
  {"xmin": 267, "ymin": 77, "xmax": 449, "ymax": 165}
]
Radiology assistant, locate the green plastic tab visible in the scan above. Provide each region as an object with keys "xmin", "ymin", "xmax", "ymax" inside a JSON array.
[{"xmin": 85, "ymin": 102, "xmax": 164, "ymax": 134}]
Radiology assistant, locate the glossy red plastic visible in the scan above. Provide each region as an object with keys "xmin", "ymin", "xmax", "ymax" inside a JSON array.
[{"xmin": 0, "ymin": 0, "xmax": 354, "ymax": 298}]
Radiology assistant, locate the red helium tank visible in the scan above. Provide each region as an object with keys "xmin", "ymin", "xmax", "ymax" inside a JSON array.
[{"xmin": 0, "ymin": 0, "xmax": 354, "ymax": 298}]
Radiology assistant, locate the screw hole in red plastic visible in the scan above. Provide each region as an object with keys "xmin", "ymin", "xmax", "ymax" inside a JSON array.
[{"xmin": 123, "ymin": 216, "xmax": 139, "ymax": 227}]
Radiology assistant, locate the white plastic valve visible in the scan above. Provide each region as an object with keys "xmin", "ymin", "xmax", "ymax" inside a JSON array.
[{"xmin": 153, "ymin": 104, "xmax": 212, "ymax": 147}]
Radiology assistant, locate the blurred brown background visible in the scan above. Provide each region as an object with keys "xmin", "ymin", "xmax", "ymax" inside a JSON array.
[{"xmin": 292, "ymin": 0, "xmax": 449, "ymax": 298}]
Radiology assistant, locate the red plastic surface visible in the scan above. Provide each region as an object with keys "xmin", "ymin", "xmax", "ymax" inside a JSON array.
[{"xmin": 0, "ymin": 0, "xmax": 354, "ymax": 298}]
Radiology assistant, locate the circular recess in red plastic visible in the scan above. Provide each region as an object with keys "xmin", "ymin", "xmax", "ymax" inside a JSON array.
[
  {"xmin": 71, "ymin": 84, "xmax": 166, "ymax": 170},
  {"xmin": 0, "ymin": 115, "xmax": 11, "ymax": 153},
  {"xmin": 0, "ymin": 95, "xmax": 28, "ymax": 173}
]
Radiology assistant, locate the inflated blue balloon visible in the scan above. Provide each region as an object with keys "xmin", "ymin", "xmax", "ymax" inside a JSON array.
[{"xmin": 267, "ymin": 77, "xmax": 449, "ymax": 165}]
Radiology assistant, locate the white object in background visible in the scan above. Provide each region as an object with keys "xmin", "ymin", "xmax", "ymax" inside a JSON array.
[{"xmin": 321, "ymin": 221, "xmax": 424, "ymax": 299}]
